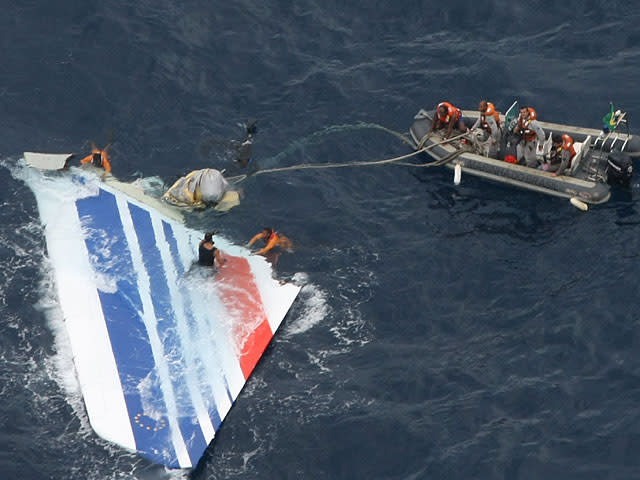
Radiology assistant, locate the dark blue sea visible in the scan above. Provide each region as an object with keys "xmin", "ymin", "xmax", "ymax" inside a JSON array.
[{"xmin": 2, "ymin": 1, "xmax": 640, "ymax": 479}]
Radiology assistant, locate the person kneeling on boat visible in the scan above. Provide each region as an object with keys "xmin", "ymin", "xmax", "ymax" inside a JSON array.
[
  {"xmin": 79, "ymin": 143, "xmax": 112, "ymax": 174},
  {"xmin": 513, "ymin": 106, "xmax": 545, "ymax": 168},
  {"xmin": 428, "ymin": 101, "xmax": 467, "ymax": 139},
  {"xmin": 198, "ymin": 232, "xmax": 227, "ymax": 268},
  {"xmin": 471, "ymin": 100, "xmax": 501, "ymax": 157},
  {"xmin": 540, "ymin": 134, "xmax": 576, "ymax": 177}
]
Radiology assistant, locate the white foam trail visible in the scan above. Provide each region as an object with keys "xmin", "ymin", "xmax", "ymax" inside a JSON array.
[
  {"xmin": 35, "ymin": 261, "xmax": 91, "ymax": 433},
  {"xmin": 276, "ymin": 273, "xmax": 328, "ymax": 337}
]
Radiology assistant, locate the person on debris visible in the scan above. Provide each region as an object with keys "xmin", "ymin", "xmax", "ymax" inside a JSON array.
[
  {"xmin": 248, "ymin": 227, "xmax": 293, "ymax": 256},
  {"xmin": 471, "ymin": 100, "xmax": 501, "ymax": 157},
  {"xmin": 198, "ymin": 232, "xmax": 226, "ymax": 268},
  {"xmin": 80, "ymin": 143, "xmax": 112, "ymax": 173},
  {"xmin": 428, "ymin": 101, "xmax": 467, "ymax": 139},
  {"xmin": 544, "ymin": 134, "xmax": 577, "ymax": 177},
  {"xmin": 513, "ymin": 106, "xmax": 545, "ymax": 168}
]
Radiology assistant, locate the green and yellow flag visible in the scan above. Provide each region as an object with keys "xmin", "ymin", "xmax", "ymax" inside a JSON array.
[{"xmin": 602, "ymin": 103, "xmax": 616, "ymax": 132}]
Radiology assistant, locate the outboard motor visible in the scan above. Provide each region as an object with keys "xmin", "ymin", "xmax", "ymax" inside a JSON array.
[{"xmin": 606, "ymin": 151, "xmax": 633, "ymax": 187}]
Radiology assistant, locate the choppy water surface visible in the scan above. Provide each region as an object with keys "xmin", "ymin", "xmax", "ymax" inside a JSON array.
[{"xmin": 1, "ymin": 2, "xmax": 640, "ymax": 479}]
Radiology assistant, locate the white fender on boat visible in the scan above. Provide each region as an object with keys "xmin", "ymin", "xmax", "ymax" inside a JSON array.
[
  {"xmin": 454, "ymin": 164, "xmax": 462, "ymax": 185},
  {"xmin": 570, "ymin": 197, "xmax": 588, "ymax": 211}
]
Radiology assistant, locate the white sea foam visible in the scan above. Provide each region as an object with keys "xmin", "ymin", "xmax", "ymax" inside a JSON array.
[
  {"xmin": 131, "ymin": 175, "xmax": 167, "ymax": 197},
  {"xmin": 282, "ymin": 273, "xmax": 329, "ymax": 337}
]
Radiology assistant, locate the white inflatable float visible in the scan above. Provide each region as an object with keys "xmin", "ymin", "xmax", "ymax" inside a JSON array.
[
  {"xmin": 20, "ymin": 154, "xmax": 300, "ymax": 469},
  {"xmin": 162, "ymin": 168, "xmax": 241, "ymax": 212}
]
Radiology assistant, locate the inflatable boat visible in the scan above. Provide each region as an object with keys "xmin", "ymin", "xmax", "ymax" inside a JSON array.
[{"xmin": 409, "ymin": 101, "xmax": 637, "ymax": 207}]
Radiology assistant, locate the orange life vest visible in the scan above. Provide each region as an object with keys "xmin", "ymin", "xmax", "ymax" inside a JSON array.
[
  {"xmin": 80, "ymin": 148, "xmax": 112, "ymax": 173},
  {"xmin": 517, "ymin": 107, "xmax": 538, "ymax": 141},
  {"xmin": 437, "ymin": 102, "xmax": 462, "ymax": 124},
  {"xmin": 256, "ymin": 230, "xmax": 293, "ymax": 255},
  {"xmin": 550, "ymin": 134, "xmax": 577, "ymax": 166},
  {"xmin": 562, "ymin": 134, "xmax": 577, "ymax": 161},
  {"xmin": 480, "ymin": 102, "xmax": 501, "ymax": 132}
]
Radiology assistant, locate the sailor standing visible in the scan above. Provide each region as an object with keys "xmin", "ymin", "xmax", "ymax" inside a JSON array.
[
  {"xmin": 471, "ymin": 100, "xmax": 501, "ymax": 157},
  {"xmin": 513, "ymin": 106, "xmax": 545, "ymax": 168}
]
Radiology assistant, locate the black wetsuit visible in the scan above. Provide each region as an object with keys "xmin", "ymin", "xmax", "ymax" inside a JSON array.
[
  {"xmin": 198, "ymin": 243, "xmax": 216, "ymax": 266},
  {"xmin": 92, "ymin": 152, "xmax": 103, "ymax": 167}
]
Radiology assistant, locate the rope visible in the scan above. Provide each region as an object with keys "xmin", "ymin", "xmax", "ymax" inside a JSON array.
[
  {"xmin": 395, "ymin": 149, "xmax": 467, "ymax": 168},
  {"xmin": 226, "ymin": 123, "xmax": 469, "ymax": 184},
  {"xmin": 264, "ymin": 122, "xmax": 415, "ymax": 167},
  {"xmin": 253, "ymin": 148, "xmax": 427, "ymax": 175}
]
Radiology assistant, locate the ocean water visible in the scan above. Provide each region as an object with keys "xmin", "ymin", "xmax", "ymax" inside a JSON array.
[{"xmin": 2, "ymin": 1, "xmax": 640, "ymax": 479}]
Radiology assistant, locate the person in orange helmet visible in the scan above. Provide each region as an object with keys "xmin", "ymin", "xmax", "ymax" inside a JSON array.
[
  {"xmin": 80, "ymin": 143, "xmax": 112, "ymax": 173},
  {"xmin": 248, "ymin": 227, "xmax": 293, "ymax": 256}
]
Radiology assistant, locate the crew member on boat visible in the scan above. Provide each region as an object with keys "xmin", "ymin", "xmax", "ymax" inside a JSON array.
[
  {"xmin": 471, "ymin": 100, "xmax": 501, "ymax": 157},
  {"xmin": 80, "ymin": 143, "xmax": 112, "ymax": 173},
  {"xmin": 428, "ymin": 101, "xmax": 467, "ymax": 139},
  {"xmin": 548, "ymin": 134, "xmax": 576, "ymax": 177},
  {"xmin": 513, "ymin": 106, "xmax": 545, "ymax": 168}
]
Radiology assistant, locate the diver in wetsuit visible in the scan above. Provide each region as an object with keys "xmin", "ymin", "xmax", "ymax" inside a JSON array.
[
  {"xmin": 232, "ymin": 119, "xmax": 258, "ymax": 169},
  {"xmin": 198, "ymin": 120, "xmax": 258, "ymax": 175},
  {"xmin": 198, "ymin": 232, "xmax": 226, "ymax": 268}
]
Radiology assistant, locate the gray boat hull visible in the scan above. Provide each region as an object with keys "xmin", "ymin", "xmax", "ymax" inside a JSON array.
[{"xmin": 408, "ymin": 108, "xmax": 637, "ymax": 204}]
